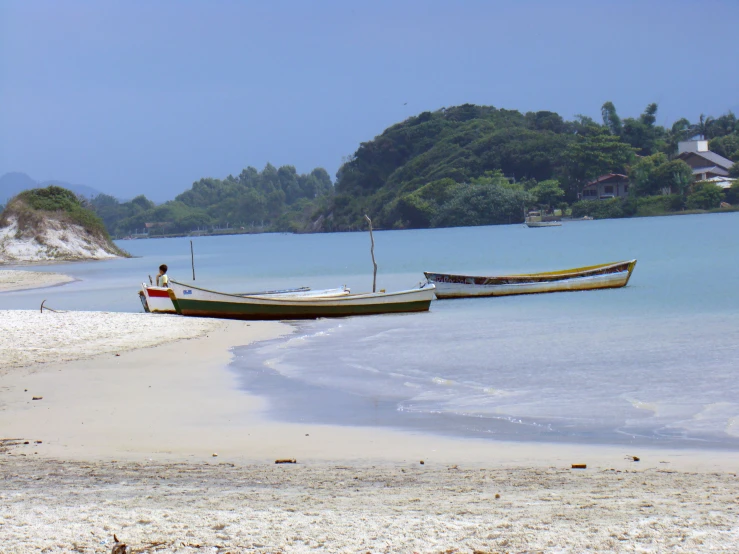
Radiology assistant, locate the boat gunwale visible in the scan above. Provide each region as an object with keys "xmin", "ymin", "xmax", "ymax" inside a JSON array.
[
  {"xmin": 169, "ymin": 279, "xmax": 435, "ymax": 305},
  {"xmin": 424, "ymin": 259, "xmax": 636, "ymax": 282}
]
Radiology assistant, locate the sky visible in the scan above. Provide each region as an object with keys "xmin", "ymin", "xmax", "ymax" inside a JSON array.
[{"xmin": 1, "ymin": 0, "xmax": 738, "ymax": 203}]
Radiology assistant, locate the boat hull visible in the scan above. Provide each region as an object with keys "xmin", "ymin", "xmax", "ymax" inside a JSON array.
[
  {"xmin": 168, "ymin": 280, "xmax": 435, "ymax": 320},
  {"xmin": 139, "ymin": 284, "xmax": 349, "ymax": 313},
  {"xmin": 525, "ymin": 221, "xmax": 561, "ymax": 227},
  {"xmin": 425, "ymin": 260, "xmax": 637, "ymax": 299},
  {"xmin": 140, "ymin": 285, "xmax": 177, "ymax": 313}
]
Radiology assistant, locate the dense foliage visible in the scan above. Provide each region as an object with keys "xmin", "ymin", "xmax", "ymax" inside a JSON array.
[
  {"xmin": 91, "ymin": 165, "xmax": 333, "ymax": 236},
  {"xmin": 84, "ymin": 103, "xmax": 739, "ymax": 235},
  {"xmin": 324, "ymin": 103, "xmax": 739, "ymax": 230}
]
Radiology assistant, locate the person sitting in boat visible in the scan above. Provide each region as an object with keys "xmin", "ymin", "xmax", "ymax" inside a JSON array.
[{"xmin": 156, "ymin": 264, "xmax": 169, "ymax": 288}]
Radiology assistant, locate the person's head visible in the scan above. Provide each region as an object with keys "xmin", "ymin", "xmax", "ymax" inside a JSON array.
[{"xmin": 159, "ymin": 264, "xmax": 168, "ymax": 275}]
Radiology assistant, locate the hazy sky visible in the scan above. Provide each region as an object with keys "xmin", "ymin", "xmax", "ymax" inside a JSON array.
[{"xmin": 2, "ymin": 0, "xmax": 738, "ymax": 202}]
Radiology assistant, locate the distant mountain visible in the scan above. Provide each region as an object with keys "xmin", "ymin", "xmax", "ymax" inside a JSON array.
[
  {"xmin": 38, "ymin": 179, "xmax": 102, "ymax": 199},
  {"xmin": 0, "ymin": 172, "xmax": 104, "ymax": 203}
]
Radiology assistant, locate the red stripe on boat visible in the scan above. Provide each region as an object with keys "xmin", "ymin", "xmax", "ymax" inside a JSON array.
[{"xmin": 147, "ymin": 289, "xmax": 171, "ymax": 298}]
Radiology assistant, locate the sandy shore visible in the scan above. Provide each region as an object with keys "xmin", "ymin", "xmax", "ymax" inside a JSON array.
[
  {"xmin": 0, "ymin": 310, "xmax": 227, "ymax": 371},
  {"xmin": 2, "ymin": 456, "xmax": 737, "ymax": 553},
  {"xmin": 0, "ymin": 269, "xmax": 75, "ymax": 292},
  {"xmin": 1, "ymin": 312, "xmax": 738, "ymax": 552}
]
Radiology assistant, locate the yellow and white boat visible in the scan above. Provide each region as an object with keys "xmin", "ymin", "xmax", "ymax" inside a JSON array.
[{"xmin": 424, "ymin": 260, "xmax": 637, "ymax": 298}]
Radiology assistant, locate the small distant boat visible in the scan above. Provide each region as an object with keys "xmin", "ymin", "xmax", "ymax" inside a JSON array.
[
  {"xmin": 525, "ymin": 210, "xmax": 561, "ymax": 228},
  {"xmin": 167, "ymin": 280, "xmax": 435, "ymax": 320},
  {"xmin": 425, "ymin": 260, "xmax": 637, "ymax": 299},
  {"xmin": 139, "ymin": 284, "xmax": 349, "ymax": 314}
]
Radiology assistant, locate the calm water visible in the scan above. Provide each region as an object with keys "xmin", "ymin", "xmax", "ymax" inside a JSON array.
[{"xmin": 3, "ymin": 213, "xmax": 739, "ymax": 448}]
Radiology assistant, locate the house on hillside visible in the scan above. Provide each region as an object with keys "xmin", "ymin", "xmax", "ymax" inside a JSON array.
[
  {"xmin": 144, "ymin": 222, "xmax": 172, "ymax": 234},
  {"xmin": 677, "ymin": 140, "xmax": 735, "ymax": 187},
  {"xmin": 580, "ymin": 174, "xmax": 630, "ymax": 200}
]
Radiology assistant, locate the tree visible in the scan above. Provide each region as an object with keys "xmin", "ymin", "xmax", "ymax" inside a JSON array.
[
  {"xmin": 571, "ymin": 114, "xmax": 603, "ymax": 137},
  {"xmin": 686, "ymin": 181, "xmax": 723, "ymax": 210},
  {"xmin": 653, "ymin": 159, "xmax": 694, "ymax": 196},
  {"xmin": 725, "ymin": 182, "xmax": 739, "ymax": 205},
  {"xmin": 709, "ymin": 135, "xmax": 739, "ymax": 162},
  {"xmin": 629, "ymin": 153, "xmax": 669, "ymax": 196},
  {"xmin": 693, "ymin": 114, "xmax": 715, "ymax": 140},
  {"xmin": 601, "ymin": 101, "xmax": 623, "ymax": 136},
  {"xmin": 530, "ymin": 179, "xmax": 565, "ymax": 208},
  {"xmin": 621, "ymin": 103, "xmax": 664, "ymax": 155},
  {"xmin": 564, "ymin": 133, "xmax": 636, "ymax": 197},
  {"xmin": 665, "ymin": 118, "xmax": 693, "ymax": 156},
  {"xmin": 431, "ymin": 176, "xmax": 532, "ymax": 228}
]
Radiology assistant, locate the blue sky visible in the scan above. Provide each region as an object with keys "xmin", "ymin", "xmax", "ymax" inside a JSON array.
[{"xmin": 1, "ymin": 0, "xmax": 738, "ymax": 202}]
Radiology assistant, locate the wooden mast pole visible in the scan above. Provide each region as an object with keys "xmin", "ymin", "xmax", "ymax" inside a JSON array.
[
  {"xmin": 364, "ymin": 214, "xmax": 377, "ymax": 293},
  {"xmin": 190, "ymin": 240, "xmax": 196, "ymax": 280}
]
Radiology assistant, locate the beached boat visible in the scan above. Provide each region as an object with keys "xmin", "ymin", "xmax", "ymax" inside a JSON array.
[
  {"xmin": 167, "ymin": 279, "xmax": 435, "ymax": 320},
  {"xmin": 424, "ymin": 259, "xmax": 637, "ymax": 299},
  {"xmin": 139, "ymin": 284, "xmax": 349, "ymax": 314}
]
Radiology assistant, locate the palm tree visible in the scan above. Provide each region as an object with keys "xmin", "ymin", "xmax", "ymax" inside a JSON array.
[
  {"xmin": 666, "ymin": 118, "xmax": 692, "ymax": 157},
  {"xmin": 693, "ymin": 114, "xmax": 715, "ymax": 140}
]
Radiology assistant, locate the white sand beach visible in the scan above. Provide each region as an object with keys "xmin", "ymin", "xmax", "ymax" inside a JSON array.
[
  {"xmin": 0, "ymin": 310, "xmax": 226, "ymax": 371},
  {"xmin": 0, "ymin": 269, "xmax": 75, "ymax": 293},
  {"xmin": 1, "ymin": 310, "xmax": 738, "ymax": 552}
]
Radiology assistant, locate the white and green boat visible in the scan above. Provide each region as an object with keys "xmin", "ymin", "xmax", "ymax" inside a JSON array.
[{"xmin": 167, "ymin": 280, "xmax": 435, "ymax": 320}]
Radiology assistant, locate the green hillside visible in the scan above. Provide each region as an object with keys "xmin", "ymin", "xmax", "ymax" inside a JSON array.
[
  {"xmin": 92, "ymin": 164, "xmax": 333, "ymax": 236},
  {"xmin": 86, "ymin": 103, "xmax": 739, "ymax": 236},
  {"xmin": 325, "ymin": 103, "xmax": 739, "ymax": 230}
]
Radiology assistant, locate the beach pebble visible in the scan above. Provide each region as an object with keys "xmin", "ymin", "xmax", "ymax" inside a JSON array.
[
  {"xmin": 495, "ymin": 493, "xmax": 501, "ymax": 499},
  {"xmin": 32, "ymin": 396, "xmax": 43, "ymax": 400},
  {"xmin": 212, "ymin": 453, "xmax": 218, "ymax": 457},
  {"xmin": 420, "ymin": 460, "xmax": 424, "ymax": 465}
]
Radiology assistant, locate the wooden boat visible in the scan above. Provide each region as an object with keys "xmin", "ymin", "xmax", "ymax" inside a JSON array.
[
  {"xmin": 525, "ymin": 220, "xmax": 562, "ymax": 228},
  {"xmin": 424, "ymin": 260, "xmax": 637, "ymax": 299},
  {"xmin": 139, "ymin": 284, "xmax": 349, "ymax": 314},
  {"xmin": 139, "ymin": 285, "xmax": 178, "ymax": 313},
  {"xmin": 167, "ymin": 279, "xmax": 435, "ymax": 320},
  {"xmin": 525, "ymin": 211, "xmax": 561, "ymax": 228}
]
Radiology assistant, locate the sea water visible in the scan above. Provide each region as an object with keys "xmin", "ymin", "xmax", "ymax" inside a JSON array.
[{"xmin": 3, "ymin": 213, "xmax": 739, "ymax": 447}]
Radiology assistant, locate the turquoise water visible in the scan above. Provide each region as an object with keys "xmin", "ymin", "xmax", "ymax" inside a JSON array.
[{"xmin": 3, "ymin": 213, "xmax": 739, "ymax": 447}]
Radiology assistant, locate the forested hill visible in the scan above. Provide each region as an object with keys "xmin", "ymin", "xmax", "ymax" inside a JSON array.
[
  {"xmin": 323, "ymin": 103, "xmax": 739, "ymax": 231},
  {"xmin": 85, "ymin": 102, "xmax": 739, "ymax": 236},
  {"xmin": 91, "ymin": 164, "xmax": 333, "ymax": 237}
]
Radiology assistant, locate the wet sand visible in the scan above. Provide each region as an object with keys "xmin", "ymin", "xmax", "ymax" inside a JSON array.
[{"xmin": 0, "ymin": 269, "xmax": 75, "ymax": 292}]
